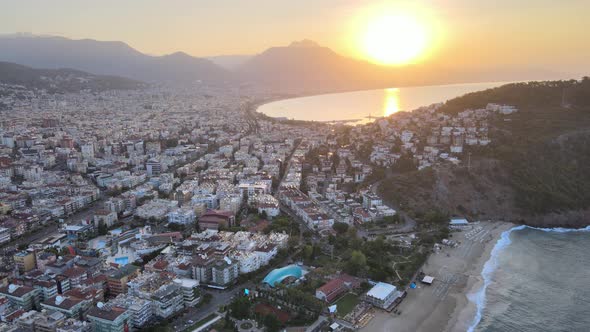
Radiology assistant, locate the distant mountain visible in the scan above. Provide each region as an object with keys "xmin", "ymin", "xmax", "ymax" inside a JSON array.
[
  {"xmin": 207, "ymin": 54, "xmax": 253, "ymax": 70},
  {"xmin": 236, "ymin": 39, "xmax": 572, "ymax": 93},
  {"xmin": 0, "ymin": 35, "xmax": 568, "ymax": 93},
  {"xmin": 0, "ymin": 34, "xmax": 230, "ymax": 83},
  {"xmin": 236, "ymin": 39, "xmax": 402, "ymax": 93},
  {"xmin": 0, "ymin": 61, "xmax": 144, "ymax": 92}
]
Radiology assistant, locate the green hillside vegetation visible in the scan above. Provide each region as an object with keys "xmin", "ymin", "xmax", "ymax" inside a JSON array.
[{"xmin": 380, "ymin": 78, "xmax": 590, "ymax": 226}]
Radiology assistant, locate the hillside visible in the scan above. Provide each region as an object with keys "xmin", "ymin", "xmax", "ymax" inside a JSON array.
[
  {"xmin": 0, "ymin": 35, "xmax": 230, "ymax": 83},
  {"xmin": 379, "ymin": 78, "xmax": 590, "ymax": 227},
  {"xmin": 0, "ymin": 61, "xmax": 144, "ymax": 92}
]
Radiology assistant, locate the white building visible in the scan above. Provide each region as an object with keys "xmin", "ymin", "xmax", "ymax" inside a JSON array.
[
  {"xmin": 365, "ymin": 282, "xmax": 402, "ymax": 310},
  {"xmin": 0, "ymin": 227, "xmax": 11, "ymax": 244},
  {"xmin": 146, "ymin": 159, "xmax": 162, "ymax": 177},
  {"xmin": 168, "ymin": 207, "xmax": 196, "ymax": 225},
  {"xmin": 173, "ymin": 278, "xmax": 201, "ymax": 307},
  {"xmin": 81, "ymin": 142, "xmax": 94, "ymax": 159}
]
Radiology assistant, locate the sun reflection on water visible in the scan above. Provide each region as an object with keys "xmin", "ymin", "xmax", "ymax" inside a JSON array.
[{"xmin": 383, "ymin": 88, "xmax": 400, "ymax": 117}]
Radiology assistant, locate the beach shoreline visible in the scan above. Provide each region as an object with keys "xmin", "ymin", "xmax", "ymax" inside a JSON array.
[{"xmin": 361, "ymin": 221, "xmax": 514, "ymax": 332}]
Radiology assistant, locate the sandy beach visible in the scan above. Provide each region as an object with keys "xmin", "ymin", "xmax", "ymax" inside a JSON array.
[{"xmin": 361, "ymin": 221, "xmax": 514, "ymax": 332}]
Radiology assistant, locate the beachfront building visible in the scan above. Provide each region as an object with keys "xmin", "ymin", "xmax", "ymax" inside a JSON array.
[
  {"xmin": 449, "ymin": 218, "xmax": 470, "ymax": 229},
  {"xmin": 364, "ymin": 282, "xmax": 402, "ymax": 310}
]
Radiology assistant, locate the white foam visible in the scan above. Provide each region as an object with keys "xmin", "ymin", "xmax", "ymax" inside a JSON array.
[{"xmin": 466, "ymin": 224, "xmax": 590, "ymax": 332}]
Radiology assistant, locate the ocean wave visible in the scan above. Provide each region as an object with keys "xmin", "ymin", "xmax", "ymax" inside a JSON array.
[{"xmin": 466, "ymin": 224, "xmax": 590, "ymax": 332}]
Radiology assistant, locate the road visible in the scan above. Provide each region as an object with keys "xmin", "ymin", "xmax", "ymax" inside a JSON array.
[
  {"xmin": 1, "ymin": 194, "xmax": 107, "ymax": 250},
  {"xmin": 173, "ymin": 281, "xmax": 254, "ymax": 331}
]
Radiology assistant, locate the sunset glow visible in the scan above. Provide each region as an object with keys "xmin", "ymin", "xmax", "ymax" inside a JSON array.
[
  {"xmin": 362, "ymin": 13, "xmax": 429, "ymax": 65},
  {"xmin": 383, "ymin": 88, "xmax": 400, "ymax": 116}
]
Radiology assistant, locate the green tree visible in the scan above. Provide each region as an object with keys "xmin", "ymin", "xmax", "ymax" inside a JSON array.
[
  {"xmin": 332, "ymin": 222, "xmax": 349, "ymax": 234},
  {"xmin": 229, "ymin": 296, "xmax": 251, "ymax": 320},
  {"xmin": 263, "ymin": 314, "xmax": 282, "ymax": 332},
  {"xmin": 303, "ymin": 245, "xmax": 313, "ymax": 261},
  {"xmin": 97, "ymin": 221, "xmax": 108, "ymax": 236},
  {"xmin": 345, "ymin": 250, "xmax": 367, "ymax": 276}
]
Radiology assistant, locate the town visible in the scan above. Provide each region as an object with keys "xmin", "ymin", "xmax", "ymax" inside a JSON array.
[{"xmin": 0, "ymin": 81, "xmax": 517, "ymax": 332}]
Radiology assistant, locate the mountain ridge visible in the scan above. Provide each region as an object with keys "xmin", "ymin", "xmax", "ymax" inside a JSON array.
[
  {"xmin": 0, "ymin": 61, "xmax": 144, "ymax": 92},
  {"xmin": 0, "ymin": 34, "xmax": 229, "ymax": 83},
  {"xmin": 0, "ymin": 35, "xmax": 573, "ymax": 93}
]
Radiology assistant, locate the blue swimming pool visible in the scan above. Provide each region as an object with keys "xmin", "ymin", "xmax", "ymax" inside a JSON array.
[
  {"xmin": 114, "ymin": 257, "xmax": 129, "ymax": 265},
  {"xmin": 262, "ymin": 264, "xmax": 304, "ymax": 287}
]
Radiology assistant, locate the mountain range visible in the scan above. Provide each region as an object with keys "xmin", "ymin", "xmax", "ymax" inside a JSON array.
[
  {"xmin": 0, "ymin": 61, "xmax": 143, "ymax": 92},
  {"xmin": 0, "ymin": 34, "xmax": 230, "ymax": 84},
  {"xmin": 0, "ymin": 34, "xmax": 569, "ymax": 93}
]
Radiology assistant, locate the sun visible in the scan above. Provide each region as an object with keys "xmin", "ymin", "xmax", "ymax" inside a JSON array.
[{"xmin": 362, "ymin": 13, "xmax": 429, "ymax": 65}]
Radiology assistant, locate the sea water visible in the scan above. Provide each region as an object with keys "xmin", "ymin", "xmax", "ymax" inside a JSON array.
[
  {"xmin": 258, "ymin": 82, "xmax": 508, "ymax": 124},
  {"xmin": 469, "ymin": 226, "xmax": 590, "ymax": 332}
]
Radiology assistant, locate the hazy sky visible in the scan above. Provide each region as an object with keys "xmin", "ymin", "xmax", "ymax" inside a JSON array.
[{"xmin": 1, "ymin": 0, "xmax": 589, "ymax": 72}]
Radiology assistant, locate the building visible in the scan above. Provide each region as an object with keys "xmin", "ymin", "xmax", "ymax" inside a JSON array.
[
  {"xmin": 150, "ymin": 284, "xmax": 184, "ymax": 319},
  {"xmin": 173, "ymin": 278, "xmax": 201, "ymax": 307},
  {"xmin": 18, "ymin": 309, "xmax": 67, "ymax": 332},
  {"xmin": 64, "ymin": 224, "xmax": 94, "ymax": 242},
  {"xmin": 198, "ymin": 210, "xmax": 235, "ymax": 230},
  {"xmin": 109, "ymin": 295, "xmax": 152, "ymax": 331},
  {"xmin": 449, "ymin": 218, "xmax": 470, "ymax": 229},
  {"xmin": 93, "ymin": 210, "xmax": 118, "ymax": 229},
  {"xmin": 167, "ymin": 207, "xmax": 196, "ymax": 225},
  {"xmin": 192, "ymin": 255, "xmax": 238, "ymax": 289},
  {"xmin": 41, "ymin": 293, "xmax": 90, "ymax": 319},
  {"xmin": 87, "ymin": 304, "xmax": 130, "ymax": 332},
  {"xmin": 364, "ymin": 282, "xmax": 402, "ymax": 310},
  {"xmin": 107, "ymin": 265, "xmax": 139, "ymax": 297},
  {"xmin": 0, "ymin": 227, "xmax": 11, "ymax": 245},
  {"xmin": 0, "ymin": 284, "xmax": 41, "ymax": 311},
  {"xmin": 146, "ymin": 159, "xmax": 162, "ymax": 177},
  {"xmin": 315, "ymin": 278, "xmax": 347, "ymax": 303},
  {"xmin": 14, "ymin": 251, "xmax": 36, "ymax": 274},
  {"xmin": 362, "ymin": 193, "xmax": 382, "ymax": 210},
  {"xmin": 211, "ymin": 257, "xmax": 239, "ymax": 287}
]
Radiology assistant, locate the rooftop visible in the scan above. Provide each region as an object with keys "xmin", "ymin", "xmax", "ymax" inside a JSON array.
[{"xmin": 366, "ymin": 282, "xmax": 397, "ymax": 301}]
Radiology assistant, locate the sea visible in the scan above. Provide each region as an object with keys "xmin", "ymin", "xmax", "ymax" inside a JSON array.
[
  {"xmin": 469, "ymin": 226, "xmax": 590, "ymax": 332},
  {"xmin": 258, "ymin": 82, "xmax": 508, "ymax": 124}
]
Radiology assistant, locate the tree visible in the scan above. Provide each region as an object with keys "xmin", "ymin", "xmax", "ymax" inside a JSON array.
[
  {"xmin": 263, "ymin": 314, "xmax": 282, "ymax": 332},
  {"xmin": 97, "ymin": 221, "xmax": 108, "ymax": 236},
  {"xmin": 229, "ymin": 296, "xmax": 251, "ymax": 320},
  {"xmin": 345, "ymin": 250, "xmax": 367, "ymax": 276},
  {"xmin": 332, "ymin": 222, "xmax": 349, "ymax": 235},
  {"xmin": 303, "ymin": 245, "xmax": 313, "ymax": 261},
  {"xmin": 423, "ymin": 210, "xmax": 448, "ymax": 224}
]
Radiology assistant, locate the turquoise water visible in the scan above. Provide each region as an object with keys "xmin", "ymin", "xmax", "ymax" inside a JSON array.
[
  {"xmin": 263, "ymin": 264, "xmax": 304, "ymax": 287},
  {"xmin": 114, "ymin": 256, "xmax": 129, "ymax": 265},
  {"xmin": 469, "ymin": 226, "xmax": 590, "ymax": 332},
  {"xmin": 258, "ymin": 82, "xmax": 508, "ymax": 124}
]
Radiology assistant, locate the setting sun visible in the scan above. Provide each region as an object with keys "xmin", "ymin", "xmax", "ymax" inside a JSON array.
[{"xmin": 362, "ymin": 13, "xmax": 429, "ymax": 65}]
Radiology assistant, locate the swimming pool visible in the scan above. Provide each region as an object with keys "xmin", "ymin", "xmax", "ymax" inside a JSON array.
[{"xmin": 262, "ymin": 265, "xmax": 304, "ymax": 287}]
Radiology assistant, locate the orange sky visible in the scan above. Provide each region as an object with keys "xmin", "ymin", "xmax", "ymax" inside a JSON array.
[{"xmin": 2, "ymin": 0, "xmax": 589, "ymax": 73}]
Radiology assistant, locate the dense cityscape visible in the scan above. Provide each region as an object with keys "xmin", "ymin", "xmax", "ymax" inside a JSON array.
[{"xmin": 0, "ymin": 75, "xmax": 525, "ymax": 332}]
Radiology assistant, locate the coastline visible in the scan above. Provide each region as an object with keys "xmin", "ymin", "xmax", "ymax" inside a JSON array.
[
  {"xmin": 361, "ymin": 221, "xmax": 513, "ymax": 332},
  {"xmin": 255, "ymin": 81, "xmax": 513, "ymax": 122},
  {"xmin": 446, "ymin": 222, "xmax": 516, "ymax": 332}
]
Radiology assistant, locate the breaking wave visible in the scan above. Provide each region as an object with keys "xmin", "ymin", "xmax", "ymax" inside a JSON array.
[{"xmin": 466, "ymin": 224, "xmax": 590, "ymax": 332}]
